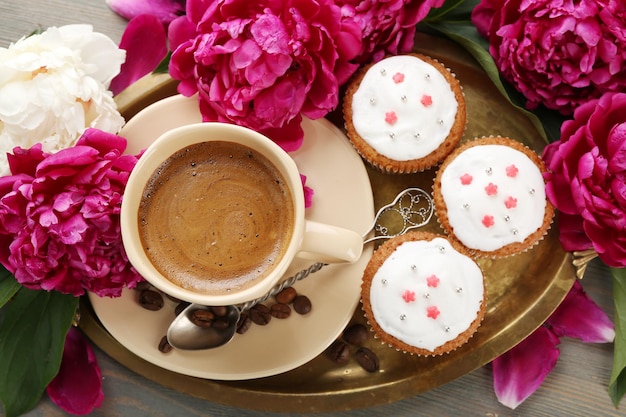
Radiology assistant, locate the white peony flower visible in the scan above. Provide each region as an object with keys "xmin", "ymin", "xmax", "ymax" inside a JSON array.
[{"xmin": 0, "ymin": 24, "xmax": 126, "ymax": 175}]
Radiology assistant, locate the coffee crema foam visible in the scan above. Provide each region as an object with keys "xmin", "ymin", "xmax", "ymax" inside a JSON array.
[{"xmin": 138, "ymin": 141, "xmax": 294, "ymax": 295}]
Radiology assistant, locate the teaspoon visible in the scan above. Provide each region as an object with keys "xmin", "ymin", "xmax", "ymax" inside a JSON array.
[{"xmin": 166, "ymin": 187, "xmax": 433, "ymax": 350}]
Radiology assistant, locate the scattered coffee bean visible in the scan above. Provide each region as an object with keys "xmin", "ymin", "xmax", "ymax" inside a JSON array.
[
  {"xmin": 190, "ymin": 309, "xmax": 215, "ymax": 328},
  {"xmin": 210, "ymin": 305, "xmax": 228, "ymax": 317},
  {"xmin": 343, "ymin": 324, "xmax": 368, "ymax": 346},
  {"xmin": 236, "ymin": 313, "xmax": 252, "ymax": 334},
  {"xmin": 138, "ymin": 289, "xmax": 164, "ymax": 311},
  {"xmin": 326, "ymin": 340, "xmax": 351, "ymax": 364},
  {"xmin": 212, "ymin": 316, "xmax": 230, "ymax": 330},
  {"xmin": 270, "ymin": 302, "xmax": 291, "ymax": 319},
  {"xmin": 158, "ymin": 335, "xmax": 173, "ymax": 353},
  {"xmin": 293, "ymin": 295, "xmax": 312, "ymax": 314},
  {"xmin": 275, "ymin": 287, "xmax": 297, "ymax": 304},
  {"xmin": 174, "ymin": 301, "xmax": 190, "ymax": 316},
  {"xmin": 355, "ymin": 347, "xmax": 379, "ymax": 372},
  {"xmin": 249, "ymin": 304, "xmax": 272, "ymax": 325},
  {"xmin": 134, "ymin": 280, "xmax": 152, "ymax": 291}
]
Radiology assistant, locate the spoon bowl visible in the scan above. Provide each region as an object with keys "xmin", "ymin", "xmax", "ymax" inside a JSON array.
[{"xmin": 167, "ymin": 304, "xmax": 240, "ymax": 350}]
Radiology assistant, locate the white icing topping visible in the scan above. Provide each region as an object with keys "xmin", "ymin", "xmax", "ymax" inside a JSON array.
[
  {"xmin": 440, "ymin": 144, "xmax": 547, "ymax": 251},
  {"xmin": 369, "ymin": 238, "xmax": 483, "ymax": 352},
  {"xmin": 351, "ymin": 55, "xmax": 459, "ymax": 161}
]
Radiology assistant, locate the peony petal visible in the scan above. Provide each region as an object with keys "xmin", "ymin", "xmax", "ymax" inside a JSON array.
[
  {"xmin": 300, "ymin": 174, "xmax": 314, "ymax": 208},
  {"xmin": 106, "ymin": 0, "xmax": 185, "ymax": 23},
  {"xmin": 46, "ymin": 327, "xmax": 104, "ymax": 415},
  {"xmin": 547, "ymin": 280, "xmax": 615, "ymax": 343},
  {"xmin": 557, "ymin": 212, "xmax": 594, "ymax": 251},
  {"xmin": 109, "ymin": 14, "xmax": 168, "ymax": 95},
  {"xmin": 492, "ymin": 327, "xmax": 560, "ymax": 409}
]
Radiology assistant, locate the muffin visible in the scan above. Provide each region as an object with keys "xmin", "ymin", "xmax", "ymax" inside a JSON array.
[
  {"xmin": 343, "ymin": 53, "xmax": 466, "ymax": 173},
  {"xmin": 361, "ymin": 231, "xmax": 485, "ymax": 356},
  {"xmin": 433, "ymin": 136, "xmax": 555, "ymax": 258}
]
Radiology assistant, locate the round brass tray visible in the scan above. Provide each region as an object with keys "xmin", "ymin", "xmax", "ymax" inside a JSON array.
[{"xmin": 79, "ymin": 33, "xmax": 574, "ymax": 412}]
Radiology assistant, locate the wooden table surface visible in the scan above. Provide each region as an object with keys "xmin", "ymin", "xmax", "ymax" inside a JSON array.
[{"xmin": 0, "ymin": 1, "xmax": 621, "ymax": 416}]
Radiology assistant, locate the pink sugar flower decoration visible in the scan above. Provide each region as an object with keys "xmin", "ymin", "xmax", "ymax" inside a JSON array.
[
  {"xmin": 482, "ymin": 215, "xmax": 495, "ymax": 228},
  {"xmin": 485, "ymin": 182, "xmax": 498, "ymax": 196},
  {"xmin": 421, "ymin": 94, "xmax": 433, "ymax": 107},
  {"xmin": 402, "ymin": 290, "xmax": 416, "ymax": 303},
  {"xmin": 460, "ymin": 173, "xmax": 473, "ymax": 185},
  {"xmin": 392, "ymin": 72, "xmax": 405, "ymax": 83},
  {"xmin": 506, "ymin": 164, "xmax": 519, "ymax": 178},
  {"xmin": 426, "ymin": 274, "xmax": 440, "ymax": 288},
  {"xmin": 426, "ymin": 305, "xmax": 440, "ymax": 319},
  {"xmin": 505, "ymin": 196, "xmax": 518, "ymax": 209},
  {"xmin": 385, "ymin": 111, "xmax": 398, "ymax": 125}
]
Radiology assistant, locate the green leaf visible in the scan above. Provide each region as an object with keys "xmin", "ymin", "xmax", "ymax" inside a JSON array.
[
  {"xmin": 610, "ymin": 267, "xmax": 626, "ymax": 407},
  {"xmin": 0, "ymin": 266, "xmax": 20, "ymax": 309},
  {"xmin": 153, "ymin": 50, "xmax": 172, "ymax": 74},
  {"xmin": 0, "ymin": 288, "xmax": 77, "ymax": 417},
  {"xmin": 426, "ymin": 0, "xmax": 480, "ymax": 22},
  {"xmin": 425, "ymin": 0, "xmax": 470, "ymax": 21}
]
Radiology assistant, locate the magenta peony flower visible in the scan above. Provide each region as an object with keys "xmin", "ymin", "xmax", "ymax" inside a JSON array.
[
  {"xmin": 0, "ymin": 128, "xmax": 143, "ymax": 296},
  {"xmin": 542, "ymin": 92, "xmax": 626, "ymax": 267},
  {"xmin": 167, "ymin": 0, "xmax": 362, "ymax": 151},
  {"xmin": 473, "ymin": 0, "xmax": 626, "ymax": 115},
  {"xmin": 46, "ymin": 327, "xmax": 104, "ymax": 415},
  {"xmin": 337, "ymin": 0, "xmax": 445, "ymax": 63}
]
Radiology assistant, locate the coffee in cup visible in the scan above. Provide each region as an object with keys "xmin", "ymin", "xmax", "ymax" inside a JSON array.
[
  {"xmin": 138, "ymin": 140, "xmax": 294, "ymax": 296},
  {"xmin": 121, "ymin": 122, "xmax": 363, "ymax": 306}
]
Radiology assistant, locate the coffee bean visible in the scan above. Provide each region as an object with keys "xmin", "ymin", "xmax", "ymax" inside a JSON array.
[
  {"xmin": 158, "ymin": 335, "xmax": 173, "ymax": 353},
  {"xmin": 138, "ymin": 289, "xmax": 164, "ymax": 311},
  {"xmin": 249, "ymin": 304, "xmax": 272, "ymax": 325},
  {"xmin": 293, "ymin": 295, "xmax": 312, "ymax": 314},
  {"xmin": 270, "ymin": 303, "xmax": 291, "ymax": 319},
  {"xmin": 190, "ymin": 309, "xmax": 215, "ymax": 328},
  {"xmin": 210, "ymin": 305, "xmax": 228, "ymax": 317},
  {"xmin": 134, "ymin": 280, "xmax": 152, "ymax": 291},
  {"xmin": 326, "ymin": 340, "xmax": 350, "ymax": 364},
  {"xmin": 236, "ymin": 313, "xmax": 252, "ymax": 334},
  {"xmin": 355, "ymin": 347, "xmax": 379, "ymax": 372},
  {"xmin": 212, "ymin": 316, "xmax": 230, "ymax": 330},
  {"xmin": 174, "ymin": 301, "xmax": 190, "ymax": 316},
  {"xmin": 275, "ymin": 287, "xmax": 297, "ymax": 304},
  {"xmin": 343, "ymin": 324, "xmax": 369, "ymax": 346}
]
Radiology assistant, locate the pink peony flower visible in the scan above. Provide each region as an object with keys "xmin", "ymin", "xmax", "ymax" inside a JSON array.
[
  {"xmin": 337, "ymin": 0, "xmax": 445, "ymax": 63},
  {"xmin": 542, "ymin": 92, "xmax": 626, "ymax": 267},
  {"xmin": 167, "ymin": 0, "xmax": 362, "ymax": 151},
  {"xmin": 46, "ymin": 327, "xmax": 104, "ymax": 415},
  {"xmin": 473, "ymin": 0, "xmax": 626, "ymax": 115},
  {"xmin": 0, "ymin": 128, "xmax": 143, "ymax": 297}
]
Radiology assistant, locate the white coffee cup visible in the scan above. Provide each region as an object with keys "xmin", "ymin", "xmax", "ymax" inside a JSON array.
[{"xmin": 121, "ymin": 122, "xmax": 363, "ymax": 306}]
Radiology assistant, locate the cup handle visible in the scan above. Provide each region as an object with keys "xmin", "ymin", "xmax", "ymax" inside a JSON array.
[{"xmin": 297, "ymin": 220, "xmax": 363, "ymax": 263}]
